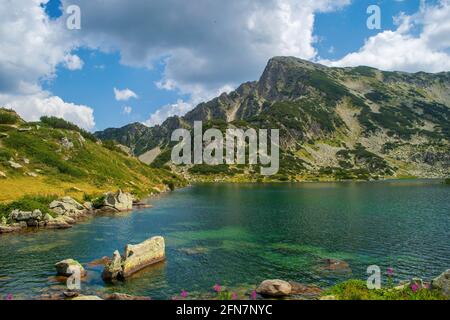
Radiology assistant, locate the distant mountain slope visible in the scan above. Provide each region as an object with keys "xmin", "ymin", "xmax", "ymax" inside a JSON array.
[
  {"xmin": 95, "ymin": 57, "xmax": 450, "ymax": 181},
  {"xmin": 0, "ymin": 109, "xmax": 185, "ymax": 202}
]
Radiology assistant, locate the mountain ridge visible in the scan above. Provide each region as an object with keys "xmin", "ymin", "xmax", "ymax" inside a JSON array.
[{"xmin": 95, "ymin": 57, "xmax": 450, "ymax": 181}]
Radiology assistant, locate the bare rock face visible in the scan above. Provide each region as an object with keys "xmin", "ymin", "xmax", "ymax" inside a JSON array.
[
  {"xmin": 431, "ymin": 269, "xmax": 450, "ymax": 298},
  {"xmin": 256, "ymin": 280, "xmax": 292, "ymax": 297},
  {"xmin": 102, "ymin": 236, "xmax": 165, "ymax": 282},
  {"xmin": 55, "ymin": 259, "xmax": 86, "ymax": 277},
  {"xmin": 60, "ymin": 137, "xmax": 74, "ymax": 149}
]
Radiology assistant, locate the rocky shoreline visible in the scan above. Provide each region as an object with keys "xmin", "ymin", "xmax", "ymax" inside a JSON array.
[{"xmin": 0, "ymin": 190, "xmax": 153, "ymax": 235}]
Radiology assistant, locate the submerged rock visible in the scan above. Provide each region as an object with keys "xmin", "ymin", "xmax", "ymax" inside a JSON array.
[
  {"xmin": 104, "ymin": 293, "xmax": 151, "ymax": 300},
  {"xmin": 431, "ymin": 269, "xmax": 450, "ymax": 298},
  {"xmin": 55, "ymin": 259, "xmax": 86, "ymax": 277},
  {"xmin": 102, "ymin": 236, "xmax": 165, "ymax": 282},
  {"xmin": 45, "ymin": 218, "xmax": 72, "ymax": 229},
  {"xmin": 0, "ymin": 224, "xmax": 22, "ymax": 234},
  {"xmin": 289, "ymin": 282, "xmax": 323, "ymax": 297},
  {"xmin": 319, "ymin": 258, "xmax": 351, "ymax": 272},
  {"xmin": 256, "ymin": 280, "xmax": 292, "ymax": 297},
  {"xmin": 87, "ymin": 256, "xmax": 111, "ymax": 267}
]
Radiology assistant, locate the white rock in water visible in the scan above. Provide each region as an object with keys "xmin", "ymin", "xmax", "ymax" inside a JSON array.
[{"xmin": 102, "ymin": 236, "xmax": 166, "ymax": 282}]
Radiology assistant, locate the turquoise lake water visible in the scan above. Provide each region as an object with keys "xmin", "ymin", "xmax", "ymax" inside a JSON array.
[{"xmin": 0, "ymin": 180, "xmax": 449, "ymax": 299}]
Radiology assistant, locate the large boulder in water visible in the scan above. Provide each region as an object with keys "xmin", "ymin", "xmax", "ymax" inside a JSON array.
[
  {"xmin": 431, "ymin": 269, "xmax": 450, "ymax": 298},
  {"xmin": 122, "ymin": 236, "xmax": 165, "ymax": 277},
  {"xmin": 102, "ymin": 236, "xmax": 165, "ymax": 282},
  {"xmin": 55, "ymin": 259, "xmax": 86, "ymax": 277},
  {"xmin": 256, "ymin": 280, "xmax": 292, "ymax": 297}
]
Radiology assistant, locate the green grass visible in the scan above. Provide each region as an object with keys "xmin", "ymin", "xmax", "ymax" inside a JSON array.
[
  {"xmin": 0, "ymin": 108, "xmax": 23, "ymax": 125},
  {"xmin": 5, "ymin": 130, "xmax": 85, "ymax": 178},
  {"xmin": 325, "ymin": 279, "xmax": 446, "ymax": 300},
  {"xmin": 0, "ymin": 112, "xmax": 186, "ymax": 203}
]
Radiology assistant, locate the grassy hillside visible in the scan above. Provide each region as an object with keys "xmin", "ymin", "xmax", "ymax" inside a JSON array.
[{"xmin": 0, "ymin": 108, "xmax": 186, "ymax": 204}]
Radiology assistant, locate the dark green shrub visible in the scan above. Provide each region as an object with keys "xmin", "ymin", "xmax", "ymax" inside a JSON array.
[{"xmin": 40, "ymin": 116, "xmax": 97, "ymax": 142}]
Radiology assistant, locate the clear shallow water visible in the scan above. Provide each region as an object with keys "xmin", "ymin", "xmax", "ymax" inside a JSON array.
[{"xmin": 0, "ymin": 180, "xmax": 449, "ymax": 299}]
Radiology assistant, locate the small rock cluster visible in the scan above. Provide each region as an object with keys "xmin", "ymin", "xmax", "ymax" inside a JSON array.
[
  {"xmin": 0, "ymin": 190, "xmax": 136, "ymax": 234},
  {"xmin": 49, "ymin": 237, "xmax": 164, "ymax": 300}
]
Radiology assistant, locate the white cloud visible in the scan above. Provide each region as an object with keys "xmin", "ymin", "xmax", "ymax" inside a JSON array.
[
  {"xmin": 114, "ymin": 88, "xmax": 138, "ymax": 101},
  {"xmin": 0, "ymin": 91, "xmax": 95, "ymax": 130},
  {"xmin": 0, "ymin": 0, "xmax": 94, "ymax": 130},
  {"xmin": 64, "ymin": 54, "xmax": 84, "ymax": 71},
  {"xmin": 65, "ymin": 0, "xmax": 350, "ymax": 119},
  {"xmin": 122, "ymin": 106, "xmax": 132, "ymax": 115},
  {"xmin": 144, "ymin": 100, "xmax": 192, "ymax": 126},
  {"xmin": 322, "ymin": 1, "xmax": 450, "ymax": 72}
]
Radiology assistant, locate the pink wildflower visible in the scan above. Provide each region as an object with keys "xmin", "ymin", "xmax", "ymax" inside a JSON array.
[
  {"xmin": 411, "ymin": 283, "xmax": 419, "ymax": 293},
  {"xmin": 250, "ymin": 290, "xmax": 257, "ymax": 300},
  {"xmin": 213, "ymin": 284, "xmax": 222, "ymax": 293},
  {"xmin": 181, "ymin": 291, "xmax": 188, "ymax": 299},
  {"xmin": 6, "ymin": 294, "xmax": 13, "ymax": 300},
  {"xmin": 387, "ymin": 267, "xmax": 394, "ymax": 276}
]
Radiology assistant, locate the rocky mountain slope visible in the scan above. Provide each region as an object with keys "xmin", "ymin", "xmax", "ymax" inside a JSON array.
[
  {"xmin": 0, "ymin": 108, "xmax": 185, "ymax": 202},
  {"xmin": 96, "ymin": 57, "xmax": 450, "ymax": 181}
]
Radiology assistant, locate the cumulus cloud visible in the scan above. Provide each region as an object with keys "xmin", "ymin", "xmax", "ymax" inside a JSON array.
[
  {"xmin": 0, "ymin": 0, "xmax": 95, "ymax": 129},
  {"xmin": 144, "ymin": 100, "xmax": 193, "ymax": 126},
  {"xmin": 113, "ymin": 88, "xmax": 138, "ymax": 101},
  {"xmin": 64, "ymin": 0, "xmax": 350, "ymax": 121},
  {"xmin": 322, "ymin": 0, "xmax": 450, "ymax": 72},
  {"xmin": 0, "ymin": 91, "xmax": 95, "ymax": 130},
  {"xmin": 64, "ymin": 54, "xmax": 84, "ymax": 71}
]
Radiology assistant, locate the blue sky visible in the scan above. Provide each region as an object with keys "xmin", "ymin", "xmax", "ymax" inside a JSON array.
[{"xmin": 1, "ymin": 0, "xmax": 449, "ymax": 131}]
